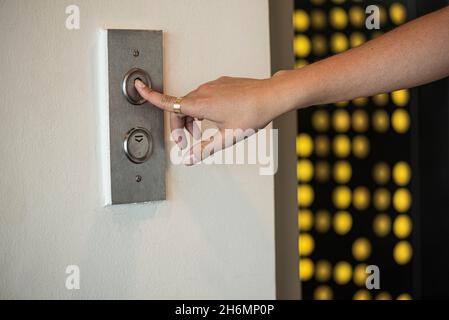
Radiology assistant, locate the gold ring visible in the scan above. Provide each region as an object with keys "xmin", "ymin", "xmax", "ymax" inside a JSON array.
[{"xmin": 173, "ymin": 97, "xmax": 183, "ymax": 114}]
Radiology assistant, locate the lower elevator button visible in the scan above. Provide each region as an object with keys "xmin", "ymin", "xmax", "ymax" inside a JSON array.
[{"xmin": 124, "ymin": 127, "xmax": 153, "ymax": 164}]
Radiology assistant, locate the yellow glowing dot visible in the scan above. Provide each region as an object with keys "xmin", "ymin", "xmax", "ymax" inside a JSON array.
[
  {"xmin": 330, "ymin": 32, "xmax": 349, "ymax": 53},
  {"xmin": 293, "ymin": 10, "xmax": 310, "ymax": 32},
  {"xmin": 353, "ymin": 186, "xmax": 370, "ymax": 210},
  {"xmin": 390, "ymin": 2, "xmax": 407, "ymax": 25},
  {"xmin": 353, "ymin": 97, "xmax": 368, "ymax": 107},
  {"xmin": 334, "ymin": 261, "xmax": 352, "ymax": 285},
  {"xmin": 335, "ymin": 100, "xmax": 349, "ymax": 107},
  {"xmin": 333, "ymin": 186, "xmax": 352, "ymax": 209},
  {"xmin": 297, "ymin": 134, "xmax": 313, "ymax": 157},
  {"xmin": 297, "ymin": 159, "xmax": 314, "ymax": 182},
  {"xmin": 352, "ymin": 238, "xmax": 371, "ymax": 261},
  {"xmin": 379, "ymin": 6, "xmax": 388, "ymax": 26},
  {"xmin": 330, "ymin": 7, "xmax": 348, "ymax": 29},
  {"xmin": 298, "ymin": 209, "xmax": 313, "ymax": 232},
  {"xmin": 394, "ymin": 214, "xmax": 412, "ymax": 239},
  {"xmin": 333, "ymin": 211, "xmax": 353, "ymax": 235},
  {"xmin": 333, "ymin": 161, "xmax": 352, "ymax": 184},
  {"xmin": 311, "ymin": 9, "xmax": 327, "ymax": 30},
  {"xmin": 333, "ymin": 109, "xmax": 351, "ymax": 132},
  {"xmin": 312, "ymin": 34, "xmax": 328, "ymax": 56},
  {"xmin": 298, "ymin": 185, "xmax": 315, "ymax": 207},
  {"xmin": 315, "ymin": 161, "xmax": 330, "ymax": 183},
  {"xmin": 373, "ymin": 93, "xmax": 389, "ymax": 106},
  {"xmin": 294, "ymin": 35, "xmax": 311, "ymax": 58},
  {"xmin": 314, "ymin": 285, "xmax": 333, "ymax": 300},
  {"xmin": 315, "ymin": 210, "xmax": 331, "ymax": 233},
  {"xmin": 397, "ymin": 293, "xmax": 412, "ymax": 300},
  {"xmin": 352, "ymin": 110, "xmax": 369, "ymax": 132},
  {"xmin": 295, "ymin": 59, "xmax": 309, "ymax": 69},
  {"xmin": 374, "ymin": 188, "xmax": 391, "ymax": 211},
  {"xmin": 376, "ymin": 292, "xmax": 392, "ymax": 300},
  {"xmin": 349, "ymin": 6, "xmax": 365, "ymax": 28},
  {"xmin": 315, "ymin": 260, "xmax": 332, "ymax": 282},
  {"xmin": 392, "ymin": 109, "xmax": 410, "ymax": 134},
  {"xmin": 315, "ymin": 135, "xmax": 330, "ymax": 157},
  {"xmin": 333, "ymin": 135, "xmax": 351, "ymax": 158},
  {"xmin": 393, "ymin": 240, "xmax": 413, "ymax": 265},
  {"xmin": 373, "ymin": 213, "xmax": 391, "ymax": 237},
  {"xmin": 312, "ymin": 110, "xmax": 330, "ymax": 132},
  {"xmin": 393, "ymin": 162, "xmax": 411, "ymax": 186},
  {"xmin": 353, "ymin": 135, "xmax": 370, "ymax": 158},
  {"xmin": 299, "ymin": 258, "xmax": 314, "ymax": 281},
  {"xmin": 372, "ymin": 110, "xmax": 390, "ymax": 133},
  {"xmin": 373, "ymin": 162, "xmax": 390, "ymax": 185},
  {"xmin": 331, "ymin": 0, "xmax": 345, "ymax": 4},
  {"xmin": 353, "ymin": 264, "xmax": 368, "ymax": 286},
  {"xmin": 311, "ymin": 0, "xmax": 326, "ymax": 5},
  {"xmin": 391, "ymin": 89, "xmax": 410, "ymax": 107},
  {"xmin": 350, "ymin": 32, "xmax": 366, "ymax": 48},
  {"xmin": 299, "ymin": 233, "xmax": 315, "ymax": 256},
  {"xmin": 353, "ymin": 289, "xmax": 371, "ymax": 300},
  {"xmin": 371, "ymin": 31, "xmax": 384, "ymax": 39},
  {"xmin": 393, "ymin": 188, "xmax": 411, "ymax": 213}
]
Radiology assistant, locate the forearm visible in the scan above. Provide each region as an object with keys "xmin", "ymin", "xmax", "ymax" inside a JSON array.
[{"xmin": 276, "ymin": 5, "xmax": 449, "ymax": 112}]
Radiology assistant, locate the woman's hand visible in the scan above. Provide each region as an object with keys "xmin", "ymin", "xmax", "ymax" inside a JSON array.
[{"xmin": 135, "ymin": 74, "xmax": 293, "ymax": 165}]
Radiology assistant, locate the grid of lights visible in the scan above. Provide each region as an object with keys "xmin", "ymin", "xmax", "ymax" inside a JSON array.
[{"xmin": 295, "ymin": 0, "xmax": 415, "ymax": 300}]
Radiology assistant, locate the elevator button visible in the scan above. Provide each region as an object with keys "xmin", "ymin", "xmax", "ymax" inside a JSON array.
[
  {"xmin": 122, "ymin": 68, "xmax": 152, "ymax": 105},
  {"xmin": 124, "ymin": 127, "xmax": 153, "ymax": 164}
]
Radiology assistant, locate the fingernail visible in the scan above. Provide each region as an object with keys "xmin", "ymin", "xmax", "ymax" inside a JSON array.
[{"xmin": 135, "ymin": 79, "xmax": 146, "ymax": 89}]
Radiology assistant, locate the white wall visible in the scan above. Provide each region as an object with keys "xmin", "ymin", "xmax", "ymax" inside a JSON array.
[{"xmin": 0, "ymin": 0, "xmax": 275, "ymax": 299}]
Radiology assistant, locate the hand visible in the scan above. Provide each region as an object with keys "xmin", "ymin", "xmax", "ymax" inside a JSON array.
[{"xmin": 135, "ymin": 74, "xmax": 291, "ymax": 165}]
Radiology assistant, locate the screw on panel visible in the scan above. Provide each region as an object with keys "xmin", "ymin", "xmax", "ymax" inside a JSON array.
[
  {"xmin": 132, "ymin": 49, "xmax": 140, "ymax": 57},
  {"xmin": 136, "ymin": 175, "xmax": 142, "ymax": 183}
]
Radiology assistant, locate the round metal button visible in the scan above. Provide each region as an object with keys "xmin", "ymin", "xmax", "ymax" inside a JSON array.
[
  {"xmin": 124, "ymin": 127, "xmax": 153, "ymax": 164},
  {"xmin": 122, "ymin": 68, "xmax": 152, "ymax": 105}
]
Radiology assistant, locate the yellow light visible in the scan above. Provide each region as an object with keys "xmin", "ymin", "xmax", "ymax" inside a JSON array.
[
  {"xmin": 333, "ymin": 109, "xmax": 351, "ymax": 132},
  {"xmin": 393, "ymin": 188, "xmax": 411, "ymax": 213},
  {"xmin": 376, "ymin": 292, "xmax": 392, "ymax": 300},
  {"xmin": 391, "ymin": 89, "xmax": 410, "ymax": 107},
  {"xmin": 315, "ymin": 161, "xmax": 330, "ymax": 183},
  {"xmin": 311, "ymin": 9, "xmax": 327, "ymax": 30},
  {"xmin": 293, "ymin": 10, "xmax": 310, "ymax": 32},
  {"xmin": 394, "ymin": 214, "xmax": 412, "ymax": 239},
  {"xmin": 350, "ymin": 32, "xmax": 366, "ymax": 48},
  {"xmin": 379, "ymin": 6, "xmax": 388, "ymax": 26},
  {"xmin": 294, "ymin": 35, "xmax": 311, "ymax": 58},
  {"xmin": 371, "ymin": 31, "xmax": 384, "ymax": 39},
  {"xmin": 352, "ymin": 238, "xmax": 371, "ymax": 261},
  {"xmin": 353, "ymin": 186, "xmax": 370, "ymax": 210},
  {"xmin": 333, "ymin": 160, "xmax": 352, "ymax": 184},
  {"xmin": 298, "ymin": 209, "xmax": 313, "ymax": 232},
  {"xmin": 315, "ymin": 210, "xmax": 331, "ymax": 233},
  {"xmin": 315, "ymin": 135, "xmax": 330, "ymax": 157},
  {"xmin": 334, "ymin": 261, "xmax": 352, "ymax": 285},
  {"xmin": 393, "ymin": 240, "xmax": 413, "ymax": 265},
  {"xmin": 312, "ymin": 34, "xmax": 328, "ymax": 57},
  {"xmin": 333, "ymin": 211, "xmax": 353, "ymax": 235},
  {"xmin": 299, "ymin": 233, "xmax": 315, "ymax": 256},
  {"xmin": 297, "ymin": 159, "xmax": 314, "ymax": 182},
  {"xmin": 390, "ymin": 2, "xmax": 407, "ymax": 25},
  {"xmin": 353, "ymin": 135, "xmax": 370, "ymax": 158},
  {"xmin": 312, "ymin": 110, "xmax": 330, "ymax": 132},
  {"xmin": 373, "ymin": 162, "xmax": 390, "ymax": 185},
  {"xmin": 353, "ymin": 289, "xmax": 371, "ymax": 300},
  {"xmin": 374, "ymin": 188, "xmax": 391, "ymax": 211},
  {"xmin": 372, "ymin": 110, "xmax": 390, "ymax": 133},
  {"xmin": 392, "ymin": 109, "xmax": 410, "ymax": 134},
  {"xmin": 353, "ymin": 97, "xmax": 368, "ymax": 107},
  {"xmin": 373, "ymin": 93, "xmax": 389, "ymax": 106},
  {"xmin": 349, "ymin": 6, "xmax": 365, "ymax": 28},
  {"xmin": 331, "ymin": 0, "xmax": 346, "ymax": 4},
  {"xmin": 393, "ymin": 162, "xmax": 411, "ymax": 186},
  {"xmin": 314, "ymin": 285, "xmax": 333, "ymax": 300},
  {"xmin": 298, "ymin": 185, "xmax": 315, "ymax": 207},
  {"xmin": 315, "ymin": 260, "xmax": 332, "ymax": 282},
  {"xmin": 311, "ymin": 0, "xmax": 326, "ymax": 5},
  {"xmin": 333, "ymin": 186, "xmax": 352, "ymax": 209},
  {"xmin": 335, "ymin": 100, "xmax": 349, "ymax": 107},
  {"xmin": 373, "ymin": 213, "xmax": 391, "ymax": 237},
  {"xmin": 299, "ymin": 258, "xmax": 314, "ymax": 281},
  {"xmin": 297, "ymin": 134, "xmax": 313, "ymax": 157},
  {"xmin": 330, "ymin": 32, "xmax": 349, "ymax": 53},
  {"xmin": 295, "ymin": 59, "xmax": 309, "ymax": 69},
  {"xmin": 333, "ymin": 135, "xmax": 351, "ymax": 158},
  {"xmin": 330, "ymin": 7, "xmax": 348, "ymax": 29},
  {"xmin": 397, "ymin": 293, "xmax": 412, "ymax": 300},
  {"xmin": 353, "ymin": 264, "xmax": 368, "ymax": 286},
  {"xmin": 352, "ymin": 109, "xmax": 369, "ymax": 132}
]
